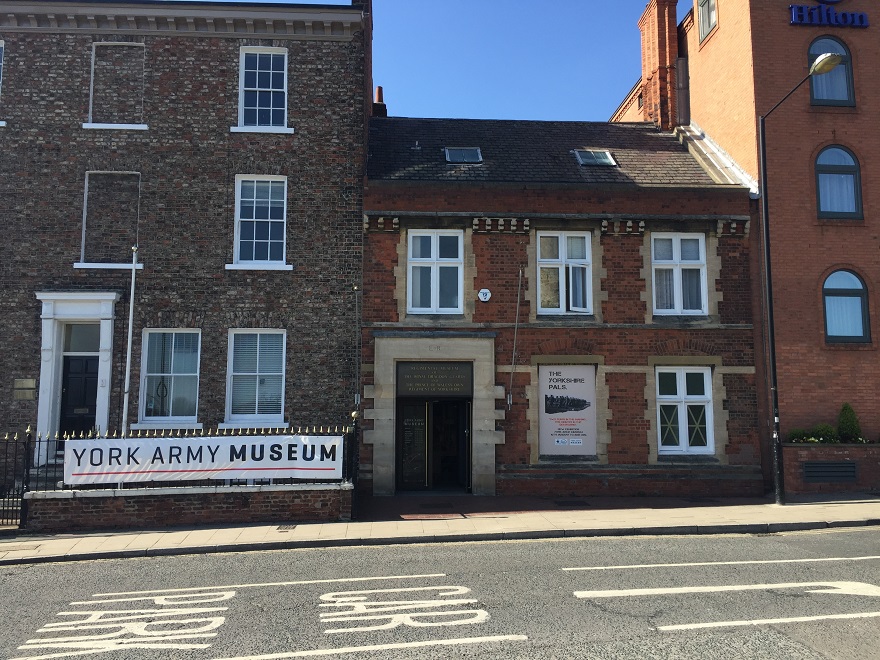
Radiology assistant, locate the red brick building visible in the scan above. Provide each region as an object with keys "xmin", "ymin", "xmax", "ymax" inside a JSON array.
[
  {"xmin": 616, "ymin": 0, "xmax": 880, "ymax": 447},
  {"xmin": 0, "ymin": 0, "xmax": 369, "ymax": 443},
  {"xmin": 361, "ymin": 116, "xmax": 764, "ymax": 497}
]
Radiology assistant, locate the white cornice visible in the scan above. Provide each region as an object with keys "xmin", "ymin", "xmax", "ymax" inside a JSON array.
[{"xmin": 0, "ymin": 2, "xmax": 363, "ymax": 40}]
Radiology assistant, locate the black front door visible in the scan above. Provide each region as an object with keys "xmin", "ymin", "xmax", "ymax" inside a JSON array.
[
  {"xmin": 396, "ymin": 398, "xmax": 471, "ymax": 491},
  {"xmin": 60, "ymin": 356, "xmax": 99, "ymax": 438}
]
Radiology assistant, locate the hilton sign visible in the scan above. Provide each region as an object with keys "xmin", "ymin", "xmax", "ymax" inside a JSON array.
[{"xmin": 790, "ymin": 0, "xmax": 869, "ymax": 28}]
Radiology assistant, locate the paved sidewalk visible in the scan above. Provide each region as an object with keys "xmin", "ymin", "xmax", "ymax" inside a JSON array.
[{"xmin": 1, "ymin": 494, "xmax": 878, "ymax": 566}]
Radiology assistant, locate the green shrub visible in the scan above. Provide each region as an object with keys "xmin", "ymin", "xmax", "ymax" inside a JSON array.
[
  {"xmin": 786, "ymin": 428, "xmax": 811, "ymax": 443},
  {"xmin": 837, "ymin": 403, "xmax": 863, "ymax": 443},
  {"xmin": 809, "ymin": 423, "xmax": 840, "ymax": 444}
]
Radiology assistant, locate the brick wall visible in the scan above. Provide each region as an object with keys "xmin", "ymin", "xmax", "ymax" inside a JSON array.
[
  {"xmin": 23, "ymin": 485, "xmax": 353, "ymax": 533},
  {"xmin": 0, "ymin": 13, "xmax": 366, "ymax": 435},
  {"xmin": 783, "ymin": 444, "xmax": 880, "ymax": 495}
]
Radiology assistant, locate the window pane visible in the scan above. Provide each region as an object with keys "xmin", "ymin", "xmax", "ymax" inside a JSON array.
[
  {"xmin": 144, "ymin": 376, "xmax": 171, "ymax": 417},
  {"xmin": 566, "ymin": 235, "xmax": 587, "ymax": 260},
  {"xmin": 825, "ymin": 271, "xmax": 862, "ymax": 289},
  {"xmin": 65, "ymin": 324, "xmax": 101, "ymax": 353},
  {"xmin": 170, "ymin": 375, "xmax": 198, "ymax": 417},
  {"xmin": 655, "ymin": 269, "xmax": 675, "ymax": 310},
  {"xmin": 411, "ymin": 266, "xmax": 431, "ymax": 308},
  {"xmin": 411, "ymin": 235, "xmax": 432, "ymax": 259},
  {"xmin": 818, "ymin": 173, "xmax": 856, "ymax": 213},
  {"xmin": 258, "ymin": 333, "xmax": 284, "ymax": 372},
  {"xmin": 438, "ymin": 235, "xmax": 459, "ymax": 259},
  {"xmin": 687, "ymin": 405, "xmax": 708, "ymax": 447},
  {"xmin": 569, "ymin": 265, "xmax": 588, "ymax": 310},
  {"xmin": 231, "ymin": 375, "xmax": 257, "ymax": 415},
  {"xmin": 685, "ymin": 371, "xmax": 705, "ymax": 396},
  {"xmin": 653, "ymin": 238, "xmax": 673, "ymax": 261},
  {"xmin": 680, "ymin": 238, "xmax": 701, "ymax": 261},
  {"xmin": 681, "ymin": 269, "xmax": 703, "ymax": 311},
  {"xmin": 257, "ymin": 375, "xmax": 282, "ymax": 415},
  {"xmin": 172, "ymin": 333, "xmax": 199, "ymax": 374},
  {"xmin": 817, "ymin": 148, "xmax": 854, "ymax": 167},
  {"xmin": 438, "ymin": 266, "xmax": 460, "ymax": 309},
  {"xmin": 539, "ymin": 235, "xmax": 560, "ymax": 260},
  {"xmin": 659, "ymin": 404, "xmax": 679, "ymax": 446},
  {"xmin": 146, "ymin": 332, "xmax": 172, "ymax": 373},
  {"xmin": 658, "ymin": 371, "xmax": 678, "ymax": 396},
  {"xmin": 233, "ymin": 334, "xmax": 258, "ymax": 372},
  {"xmin": 826, "ymin": 296, "xmax": 864, "ymax": 337},
  {"xmin": 540, "ymin": 267, "xmax": 560, "ymax": 309}
]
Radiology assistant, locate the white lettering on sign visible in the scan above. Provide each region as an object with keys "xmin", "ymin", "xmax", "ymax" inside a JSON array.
[
  {"xmin": 319, "ymin": 586, "xmax": 489, "ymax": 634},
  {"xmin": 14, "ymin": 590, "xmax": 233, "ymax": 659}
]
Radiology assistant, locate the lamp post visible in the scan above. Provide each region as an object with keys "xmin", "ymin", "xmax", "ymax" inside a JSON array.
[{"xmin": 758, "ymin": 52, "xmax": 842, "ymax": 505}]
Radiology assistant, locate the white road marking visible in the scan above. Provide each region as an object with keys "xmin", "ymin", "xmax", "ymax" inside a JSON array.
[
  {"xmin": 93, "ymin": 574, "xmax": 447, "ymax": 597},
  {"xmin": 563, "ymin": 555, "xmax": 880, "ymax": 571},
  {"xmin": 575, "ymin": 581, "xmax": 880, "ymax": 599},
  {"xmin": 658, "ymin": 610, "xmax": 880, "ymax": 630},
  {"xmin": 210, "ymin": 634, "xmax": 529, "ymax": 659}
]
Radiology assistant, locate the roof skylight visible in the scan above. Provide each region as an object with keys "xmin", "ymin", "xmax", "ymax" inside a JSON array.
[
  {"xmin": 574, "ymin": 149, "xmax": 616, "ymax": 167},
  {"xmin": 445, "ymin": 147, "xmax": 482, "ymax": 164}
]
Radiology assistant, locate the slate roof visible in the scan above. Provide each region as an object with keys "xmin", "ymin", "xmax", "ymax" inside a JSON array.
[{"xmin": 368, "ymin": 117, "xmax": 719, "ymax": 187}]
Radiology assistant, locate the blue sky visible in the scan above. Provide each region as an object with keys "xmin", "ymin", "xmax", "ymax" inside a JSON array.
[{"xmin": 174, "ymin": 0, "xmax": 695, "ymax": 121}]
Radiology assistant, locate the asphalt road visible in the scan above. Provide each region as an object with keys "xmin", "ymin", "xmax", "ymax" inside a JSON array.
[{"xmin": 2, "ymin": 528, "xmax": 879, "ymax": 659}]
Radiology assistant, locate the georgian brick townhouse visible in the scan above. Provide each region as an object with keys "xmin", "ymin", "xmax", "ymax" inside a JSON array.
[
  {"xmin": 361, "ymin": 115, "xmax": 765, "ymax": 497},
  {"xmin": 0, "ymin": 0, "xmax": 369, "ymax": 444}
]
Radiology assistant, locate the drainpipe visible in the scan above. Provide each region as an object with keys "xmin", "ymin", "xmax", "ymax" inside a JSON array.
[{"xmin": 121, "ymin": 245, "xmax": 139, "ymax": 438}]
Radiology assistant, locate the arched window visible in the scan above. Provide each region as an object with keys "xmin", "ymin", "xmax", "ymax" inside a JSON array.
[
  {"xmin": 823, "ymin": 270, "xmax": 870, "ymax": 343},
  {"xmin": 809, "ymin": 37, "xmax": 854, "ymax": 106},
  {"xmin": 816, "ymin": 146, "xmax": 861, "ymax": 219}
]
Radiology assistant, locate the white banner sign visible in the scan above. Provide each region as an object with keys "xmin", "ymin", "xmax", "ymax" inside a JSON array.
[
  {"xmin": 539, "ymin": 365, "xmax": 597, "ymax": 455},
  {"xmin": 63, "ymin": 435, "xmax": 343, "ymax": 484}
]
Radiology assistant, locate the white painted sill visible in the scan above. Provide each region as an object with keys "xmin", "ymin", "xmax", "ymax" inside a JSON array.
[
  {"xmin": 230, "ymin": 126, "xmax": 295, "ymax": 134},
  {"xmin": 74, "ymin": 262, "xmax": 144, "ymax": 270},
  {"xmin": 130, "ymin": 422, "xmax": 204, "ymax": 431},
  {"xmin": 225, "ymin": 263, "xmax": 293, "ymax": 271},
  {"xmin": 82, "ymin": 123, "xmax": 149, "ymax": 130},
  {"xmin": 217, "ymin": 422, "xmax": 290, "ymax": 430}
]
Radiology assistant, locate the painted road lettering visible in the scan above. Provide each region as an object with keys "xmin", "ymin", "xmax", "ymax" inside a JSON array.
[
  {"xmin": 13, "ymin": 589, "xmax": 233, "ymax": 659},
  {"xmin": 319, "ymin": 586, "xmax": 488, "ymax": 633}
]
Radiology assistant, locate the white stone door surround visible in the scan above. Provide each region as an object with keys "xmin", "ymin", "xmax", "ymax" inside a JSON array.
[
  {"xmin": 35, "ymin": 292, "xmax": 120, "ymax": 447},
  {"xmin": 364, "ymin": 333, "xmax": 505, "ymax": 495}
]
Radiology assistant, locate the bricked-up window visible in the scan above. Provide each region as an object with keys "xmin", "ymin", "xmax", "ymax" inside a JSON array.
[
  {"xmin": 407, "ymin": 230, "xmax": 464, "ymax": 314},
  {"xmin": 698, "ymin": 0, "xmax": 717, "ymax": 42},
  {"xmin": 231, "ymin": 175, "xmax": 289, "ymax": 268},
  {"xmin": 816, "ymin": 146, "xmax": 862, "ymax": 219},
  {"xmin": 651, "ymin": 233, "xmax": 707, "ymax": 315},
  {"xmin": 86, "ymin": 43, "xmax": 147, "ymax": 128},
  {"xmin": 233, "ymin": 47, "xmax": 293, "ymax": 134},
  {"xmin": 823, "ymin": 270, "xmax": 870, "ymax": 343},
  {"xmin": 226, "ymin": 330, "xmax": 286, "ymax": 425},
  {"xmin": 537, "ymin": 231, "xmax": 592, "ymax": 314},
  {"xmin": 656, "ymin": 367, "xmax": 714, "ymax": 455},
  {"xmin": 809, "ymin": 37, "xmax": 854, "ymax": 107},
  {"xmin": 140, "ymin": 331, "xmax": 200, "ymax": 423},
  {"xmin": 80, "ymin": 172, "xmax": 140, "ymax": 265}
]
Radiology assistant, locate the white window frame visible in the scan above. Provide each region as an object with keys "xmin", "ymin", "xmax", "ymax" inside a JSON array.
[
  {"xmin": 224, "ymin": 330, "xmax": 287, "ymax": 427},
  {"xmin": 574, "ymin": 149, "xmax": 616, "ymax": 167},
  {"xmin": 407, "ymin": 230, "xmax": 464, "ymax": 314},
  {"xmin": 536, "ymin": 231, "xmax": 592, "ymax": 315},
  {"xmin": 656, "ymin": 366, "xmax": 714, "ymax": 455},
  {"xmin": 82, "ymin": 42, "xmax": 148, "ymax": 131},
  {"xmin": 231, "ymin": 46, "xmax": 294, "ymax": 135},
  {"xmin": 444, "ymin": 147, "xmax": 482, "ymax": 163},
  {"xmin": 651, "ymin": 232, "xmax": 708, "ymax": 316},
  {"xmin": 698, "ymin": 0, "xmax": 717, "ymax": 42},
  {"xmin": 135, "ymin": 329, "xmax": 202, "ymax": 429},
  {"xmin": 227, "ymin": 175, "xmax": 292, "ymax": 271},
  {"xmin": 0, "ymin": 40, "xmax": 5, "ymax": 127}
]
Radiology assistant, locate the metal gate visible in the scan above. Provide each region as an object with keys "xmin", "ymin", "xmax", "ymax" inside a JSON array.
[{"xmin": 1, "ymin": 430, "xmax": 30, "ymax": 528}]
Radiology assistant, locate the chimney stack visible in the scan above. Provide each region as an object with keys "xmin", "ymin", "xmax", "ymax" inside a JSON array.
[
  {"xmin": 372, "ymin": 85, "xmax": 387, "ymax": 117},
  {"xmin": 638, "ymin": 0, "xmax": 678, "ymax": 130}
]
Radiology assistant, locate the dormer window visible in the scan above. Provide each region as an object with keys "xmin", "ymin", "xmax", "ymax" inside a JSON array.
[
  {"xmin": 445, "ymin": 147, "xmax": 482, "ymax": 163},
  {"xmin": 574, "ymin": 149, "xmax": 616, "ymax": 167}
]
